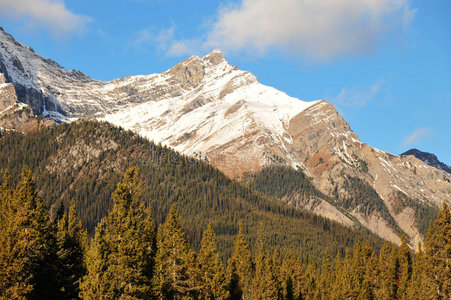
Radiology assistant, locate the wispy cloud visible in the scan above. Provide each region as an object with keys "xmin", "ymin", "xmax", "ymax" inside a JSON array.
[
  {"xmin": 0, "ymin": 0, "xmax": 91, "ymax": 36},
  {"xmin": 402, "ymin": 128, "xmax": 432, "ymax": 147},
  {"xmin": 205, "ymin": 0, "xmax": 415, "ymax": 61},
  {"xmin": 330, "ymin": 80, "xmax": 385, "ymax": 107},
  {"xmin": 128, "ymin": 26, "xmax": 199, "ymax": 57},
  {"xmin": 157, "ymin": 0, "xmax": 416, "ymax": 60}
]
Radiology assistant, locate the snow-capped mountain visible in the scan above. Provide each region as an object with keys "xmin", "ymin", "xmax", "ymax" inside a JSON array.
[{"xmin": 1, "ymin": 27, "xmax": 450, "ymax": 247}]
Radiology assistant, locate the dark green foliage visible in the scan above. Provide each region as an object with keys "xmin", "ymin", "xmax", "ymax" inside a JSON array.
[
  {"xmin": 226, "ymin": 222, "xmax": 253, "ymax": 300},
  {"xmin": 422, "ymin": 202, "xmax": 450, "ymax": 299},
  {"xmin": 80, "ymin": 167, "xmax": 155, "ymax": 299},
  {"xmin": 152, "ymin": 204, "xmax": 193, "ymax": 298},
  {"xmin": 0, "ymin": 120, "xmax": 386, "ymax": 264},
  {"xmin": 0, "ymin": 165, "xmax": 449, "ymax": 299},
  {"xmin": 56, "ymin": 200, "xmax": 87, "ymax": 299},
  {"xmin": 244, "ymin": 166, "xmax": 325, "ymax": 204},
  {"xmin": 249, "ymin": 226, "xmax": 278, "ymax": 299},
  {"xmin": 195, "ymin": 224, "xmax": 229, "ymax": 299},
  {"xmin": 397, "ymin": 235, "xmax": 412, "ymax": 300},
  {"xmin": 0, "ymin": 167, "xmax": 60, "ymax": 299}
]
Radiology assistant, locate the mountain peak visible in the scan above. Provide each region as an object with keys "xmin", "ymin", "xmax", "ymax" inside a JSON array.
[
  {"xmin": 167, "ymin": 49, "xmax": 235, "ymax": 88},
  {"xmin": 401, "ymin": 148, "xmax": 451, "ymax": 174},
  {"xmin": 203, "ymin": 49, "xmax": 226, "ymax": 65}
]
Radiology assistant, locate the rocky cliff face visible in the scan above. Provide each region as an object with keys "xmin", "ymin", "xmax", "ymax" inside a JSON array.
[
  {"xmin": 1, "ymin": 27, "xmax": 450, "ymax": 246},
  {"xmin": 0, "ymin": 72, "xmax": 54, "ymax": 131},
  {"xmin": 287, "ymin": 100, "xmax": 449, "ymax": 245}
]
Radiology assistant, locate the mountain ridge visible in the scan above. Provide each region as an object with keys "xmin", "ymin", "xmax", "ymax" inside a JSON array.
[
  {"xmin": 0, "ymin": 120, "xmax": 387, "ymax": 262},
  {"xmin": 1, "ymin": 27, "xmax": 450, "ymax": 247},
  {"xmin": 401, "ymin": 148, "xmax": 451, "ymax": 174}
]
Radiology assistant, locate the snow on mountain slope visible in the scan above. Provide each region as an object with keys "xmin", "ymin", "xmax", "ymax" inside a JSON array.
[
  {"xmin": 1, "ymin": 27, "xmax": 450, "ymax": 247},
  {"xmin": 103, "ymin": 51, "xmax": 319, "ymax": 170}
]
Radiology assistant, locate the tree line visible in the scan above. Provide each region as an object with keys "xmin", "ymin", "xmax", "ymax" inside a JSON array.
[
  {"xmin": 1, "ymin": 166, "xmax": 449, "ymax": 299},
  {"xmin": 0, "ymin": 121, "xmax": 387, "ymax": 263}
]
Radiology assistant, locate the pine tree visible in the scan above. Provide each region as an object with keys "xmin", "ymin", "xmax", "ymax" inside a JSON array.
[
  {"xmin": 316, "ymin": 250, "xmax": 334, "ymax": 300},
  {"xmin": 302, "ymin": 263, "xmax": 318, "ymax": 299},
  {"xmin": 333, "ymin": 248, "xmax": 359, "ymax": 299},
  {"xmin": 56, "ymin": 200, "xmax": 88, "ymax": 299},
  {"xmin": 196, "ymin": 224, "xmax": 229, "ymax": 299},
  {"xmin": 227, "ymin": 222, "xmax": 253, "ymax": 300},
  {"xmin": 375, "ymin": 242, "xmax": 398, "ymax": 300},
  {"xmin": 280, "ymin": 252, "xmax": 304, "ymax": 300},
  {"xmin": 0, "ymin": 166, "xmax": 59, "ymax": 299},
  {"xmin": 250, "ymin": 226, "xmax": 278, "ymax": 299},
  {"xmin": 406, "ymin": 242, "xmax": 425, "ymax": 300},
  {"xmin": 80, "ymin": 166, "xmax": 155, "ymax": 299},
  {"xmin": 79, "ymin": 218, "xmax": 110, "ymax": 299},
  {"xmin": 352, "ymin": 241, "xmax": 373, "ymax": 285},
  {"xmin": 271, "ymin": 249, "xmax": 283, "ymax": 299},
  {"xmin": 397, "ymin": 235, "xmax": 412, "ymax": 300},
  {"xmin": 0, "ymin": 169, "xmax": 20, "ymax": 298},
  {"xmin": 331, "ymin": 251, "xmax": 343, "ymax": 299},
  {"xmin": 0, "ymin": 169, "xmax": 12, "ymax": 225},
  {"xmin": 360, "ymin": 251, "xmax": 378, "ymax": 300},
  {"xmin": 152, "ymin": 204, "xmax": 193, "ymax": 298},
  {"xmin": 423, "ymin": 202, "xmax": 450, "ymax": 299},
  {"xmin": 280, "ymin": 254, "xmax": 293, "ymax": 300}
]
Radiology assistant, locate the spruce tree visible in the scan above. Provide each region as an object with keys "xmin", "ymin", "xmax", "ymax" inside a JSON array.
[
  {"xmin": 406, "ymin": 243, "xmax": 425, "ymax": 300},
  {"xmin": 301, "ymin": 263, "xmax": 318, "ymax": 299},
  {"xmin": 80, "ymin": 167, "xmax": 155, "ymax": 299},
  {"xmin": 0, "ymin": 169, "xmax": 19, "ymax": 298},
  {"xmin": 0, "ymin": 169, "xmax": 12, "ymax": 224},
  {"xmin": 79, "ymin": 218, "xmax": 110, "ymax": 299},
  {"xmin": 423, "ymin": 202, "xmax": 450, "ymax": 299},
  {"xmin": 0, "ymin": 166, "xmax": 59, "ymax": 299},
  {"xmin": 331, "ymin": 251, "xmax": 343, "ymax": 299},
  {"xmin": 152, "ymin": 204, "xmax": 193, "ymax": 298},
  {"xmin": 250, "ymin": 226, "xmax": 278, "ymax": 299},
  {"xmin": 280, "ymin": 252, "xmax": 304, "ymax": 300},
  {"xmin": 375, "ymin": 242, "xmax": 397, "ymax": 300},
  {"xmin": 271, "ymin": 249, "xmax": 283, "ymax": 299},
  {"xmin": 397, "ymin": 235, "xmax": 412, "ymax": 300},
  {"xmin": 56, "ymin": 200, "xmax": 88, "ymax": 299},
  {"xmin": 360, "ymin": 251, "xmax": 378, "ymax": 300},
  {"xmin": 316, "ymin": 250, "xmax": 334, "ymax": 300},
  {"xmin": 196, "ymin": 224, "xmax": 229, "ymax": 299},
  {"xmin": 333, "ymin": 248, "xmax": 359, "ymax": 299},
  {"xmin": 227, "ymin": 222, "xmax": 253, "ymax": 300}
]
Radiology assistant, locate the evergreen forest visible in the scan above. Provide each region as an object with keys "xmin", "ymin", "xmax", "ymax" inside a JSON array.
[
  {"xmin": 0, "ymin": 166, "xmax": 449, "ymax": 299},
  {"xmin": 0, "ymin": 121, "xmax": 386, "ymax": 261}
]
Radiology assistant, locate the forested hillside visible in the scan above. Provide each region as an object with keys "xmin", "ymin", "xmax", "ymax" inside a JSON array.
[
  {"xmin": 0, "ymin": 167, "xmax": 449, "ymax": 299},
  {"xmin": 246, "ymin": 166, "xmax": 438, "ymax": 238},
  {"xmin": 0, "ymin": 120, "xmax": 384, "ymax": 261}
]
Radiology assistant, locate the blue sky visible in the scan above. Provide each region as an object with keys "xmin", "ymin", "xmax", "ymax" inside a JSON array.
[{"xmin": 1, "ymin": 0, "xmax": 450, "ymax": 164}]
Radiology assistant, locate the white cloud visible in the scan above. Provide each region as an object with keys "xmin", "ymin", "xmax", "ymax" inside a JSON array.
[
  {"xmin": 403, "ymin": 128, "xmax": 432, "ymax": 147},
  {"xmin": 202, "ymin": 0, "xmax": 415, "ymax": 61},
  {"xmin": 0, "ymin": 0, "xmax": 90, "ymax": 36},
  {"xmin": 330, "ymin": 80, "xmax": 385, "ymax": 107}
]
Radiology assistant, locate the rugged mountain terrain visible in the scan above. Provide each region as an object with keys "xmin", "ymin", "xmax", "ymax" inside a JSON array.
[
  {"xmin": 0, "ymin": 120, "xmax": 386, "ymax": 261},
  {"xmin": 0, "ymin": 72, "xmax": 54, "ymax": 130},
  {"xmin": 401, "ymin": 148, "xmax": 451, "ymax": 174},
  {"xmin": 1, "ymin": 27, "xmax": 450, "ymax": 246}
]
